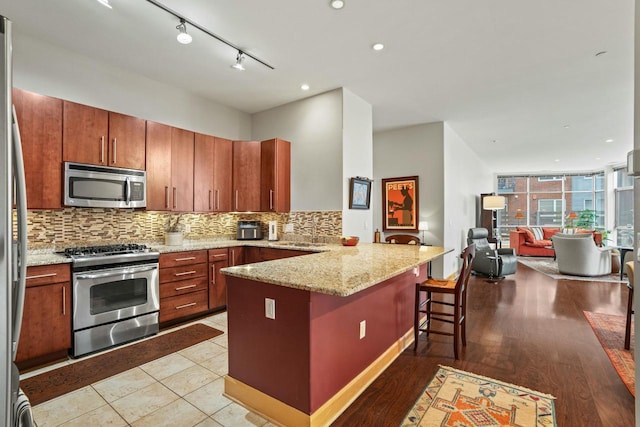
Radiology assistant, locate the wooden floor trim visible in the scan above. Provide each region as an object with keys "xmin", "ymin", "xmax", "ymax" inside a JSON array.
[{"xmin": 224, "ymin": 327, "xmax": 415, "ymax": 427}]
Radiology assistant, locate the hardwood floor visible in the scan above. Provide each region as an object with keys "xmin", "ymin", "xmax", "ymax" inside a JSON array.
[{"xmin": 332, "ymin": 262, "xmax": 635, "ymax": 426}]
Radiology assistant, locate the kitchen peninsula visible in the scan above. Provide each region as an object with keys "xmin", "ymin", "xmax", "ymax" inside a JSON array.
[{"xmin": 221, "ymin": 243, "xmax": 451, "ymax": 427}]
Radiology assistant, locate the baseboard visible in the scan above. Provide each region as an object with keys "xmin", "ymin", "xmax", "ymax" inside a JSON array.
[{"xmin": 224, "ymin": 327, "xmax": 415, "ymax": 426}]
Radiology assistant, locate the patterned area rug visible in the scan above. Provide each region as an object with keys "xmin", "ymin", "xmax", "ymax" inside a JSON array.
[
  {"xmin": 583, "ymin": 311, "xmax": 635, "ymax": 396},
  {"xmin": 401, "ymin": 365, "xmax": 556, "ymax": 426},
  {"xmin": 20, "ymin": 323, "xmax": 222, "ymax": 406},
  {"xmin": 517, "ymin": 257, "xmax": 624, "ymax": 283}
]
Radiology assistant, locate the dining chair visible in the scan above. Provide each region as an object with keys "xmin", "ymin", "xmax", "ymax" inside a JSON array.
[
  {"xmin": 414, "ymin": 243, "xmax": 475, "ymax": 359},
  {"xmin": 385, "ymin": 234, "xmax": 420, "ymax": 245},
  {"xmin": 625, "ymin": 261, "xmax": 634, "ymax": 350}
]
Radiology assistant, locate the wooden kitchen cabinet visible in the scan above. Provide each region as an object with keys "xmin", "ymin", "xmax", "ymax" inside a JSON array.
[
  {"xmin": 242, "ymin": 247, "xmax": 310, "ymax": 264},
  {"xmin": 16, "ymin": 264, "xmax": 71, "ymax": 368},
  {"xmin": 159, "ymin": 250, "xmax": 209, "ymax": 324},
  {"xmin": 232, "ymin": 140, "xmax": 261, "ymax": 212},
  {"xmin": 194, "ymin": 134, "xmax": 233, "ymax": 212},
  {"xmin": 13, "ymin": 88, "xmax": 63, "ymax": 209},
  {"xmin": 208, "ymin": 248, "xmax": 229, "ymax": 310},
  {"xmin": 146, "ymin": 122, "xmax": 194, "ymax": 211},
  {"xmin": 261, "ymin": 138, "xmax": 291, "ymax": 212},
  {"xmin": 63, "ymin": 100, "xmax": 145, "ymax": 170},
  {"xmin": 228, "ymin": 246, "xmax": 244, "ymax": 266}
]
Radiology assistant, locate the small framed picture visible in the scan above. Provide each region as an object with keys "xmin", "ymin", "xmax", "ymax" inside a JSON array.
[{"xmin": 349, "ymin": 177, "xmax": 372, "ymax": 209}]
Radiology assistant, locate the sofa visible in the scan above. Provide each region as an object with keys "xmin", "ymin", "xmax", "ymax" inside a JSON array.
[
  {"xmin": 551, "ymin": 233, "xmax": 611, "ymax": 276},
  {"xmin": 509, "ymin": 226, "xmax": 602, "ymax": 257}
]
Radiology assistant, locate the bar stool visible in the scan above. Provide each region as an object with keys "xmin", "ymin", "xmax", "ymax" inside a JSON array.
[
  {"xmin": 625, "ymin": 261, "xmax": 634, "ymax": 350},
  {"xmin": 414, "ymin": 244, "xmax": 475, "ymax": 359}
]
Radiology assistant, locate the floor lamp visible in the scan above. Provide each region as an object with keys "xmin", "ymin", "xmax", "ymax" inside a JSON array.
[{"xmin": 483, "ymin": 195, "xmax": 506, "ymax": 242}]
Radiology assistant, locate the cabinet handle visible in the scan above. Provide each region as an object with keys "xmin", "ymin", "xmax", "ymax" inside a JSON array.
[
  {"xmin": 175, "ymin": 284, "xmax": 197, "ymax": 291},
  {"xmin": 215, "ymin": 189, "xmax": 220, "ymax": 210},
  {"xmin": 175, "ymin": 302, "xmax": 197, "ymax": 310},
  {"xmin": 165, "ymin": 186, "xmax": 169, "ymax": 209},
  {"xmin": 212, "ymin": 254, "xmax": 226, "ymax": 258},
  {"xmin": 173, "ymin": 187, "xmax": 177, "ymax": 209},
  {"xmin": 231, "ymin": 249, "xmax": 235, "ymax": 266},
  {"xmin": 112, "ymin": 137, "xmax": 117, "ymax": 164},
  {"xmin": 174, "ymin": 256, "xmax": 196, "ymax": 261},
  {"xmin": 100, "ymin": 136, "xmax": 105, "ymax": 164},
  {"xmin": 209, "ymin": 190, "xmax": 212, "ymax": 210},
  {"xmin": 62, "ymin": 285, "xmax": 66, "ymax": 316},
  {"xmin": 211, "ymin": 264, "xmax": 216, "ymax": 284},
  {"xmin": 270, "ymin": 189, "xmax": 274, "ymax": 210},
  {"xmin": 235, "ymin": 190, "xmax": 239, "ymax": 210},
  {"xmin": 175, "ymin": 270, "xmax": 196, "ymax": 277},
  {"xmin": 26, "ymin": 272, "xmax": 57, "ymax": 280}
]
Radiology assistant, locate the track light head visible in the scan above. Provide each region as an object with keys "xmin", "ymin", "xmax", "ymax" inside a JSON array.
[
  {"xmin": 176, "ymin": 19, "xmax": 192, "ymax": 44},
  {"xmin": 231, "ymin": 51, "xmax": 246, "ymax": 71}
]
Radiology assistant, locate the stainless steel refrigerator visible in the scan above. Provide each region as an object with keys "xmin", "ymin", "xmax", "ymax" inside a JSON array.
[{"xmin": 0, "ymin": 15, "xmax": 34, "ymax": 427}]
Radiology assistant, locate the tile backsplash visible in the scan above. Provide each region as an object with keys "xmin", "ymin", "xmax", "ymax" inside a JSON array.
[{"xmin": 23, "ymin": 208, "xmax": 343, "ymax": 249}]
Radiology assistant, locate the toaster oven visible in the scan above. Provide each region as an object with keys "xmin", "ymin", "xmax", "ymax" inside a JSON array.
[{"xmin": 237, "ymin": 221, "xmax": 263, "ymax": 240}]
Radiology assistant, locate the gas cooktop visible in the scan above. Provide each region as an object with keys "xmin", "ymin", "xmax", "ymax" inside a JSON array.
[
  {"xmin": 62, "ymin": 243, "xmax": 159, "ymax": 268},
  {"xmin": 63, "ymin": 243, "xmax": 151, "ymax": 258}
]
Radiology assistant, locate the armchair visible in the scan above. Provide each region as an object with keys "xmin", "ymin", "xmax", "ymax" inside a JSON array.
[
  {"xmin": 467, "ymin": 228, "xmax": 517, "ymax": 277},
  {"xmin": 551, "ymin": 233, "xmax": 611, "ymax": 276}
]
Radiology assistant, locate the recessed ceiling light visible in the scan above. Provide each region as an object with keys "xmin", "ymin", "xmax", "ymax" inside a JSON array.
[
  {"xmin": 606, "ymin": 138, "xmax": 613, "ymax": 143},
  {"xmin": 301, "ymin": 84, "xmax": 310, "ymax": 91},
  {"xmin": 595, "ymin": 157, "xmax": 601, "ymax": 160},
  {"xmin": 372, "ymin": 43, "xmax": 384, "ymax": 51},
  {"xmin": 563, "ymin": 124, "xmax": 570, "ymax": 129},
  {"xmin": 330, "ymin": 0, "xmax": 345, "ymax": 9},
  {"xmin": 595, "ymin": 51, "xmax": 608, "ymax": 57},
  {"xmin": 554, "ymin": 159, "xmax": 560, "ymax": 162},
  {"xmin": 96, "ymin": 0, "xmax": 112, "ymax": 9}
]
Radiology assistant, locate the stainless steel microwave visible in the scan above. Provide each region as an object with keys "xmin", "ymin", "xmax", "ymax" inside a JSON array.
[{"xmin": 64, "ymin": 162, "xmax": 146, "ymax": 208}]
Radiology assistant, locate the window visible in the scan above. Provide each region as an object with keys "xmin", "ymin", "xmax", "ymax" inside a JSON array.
[{"xmin": 614, "ymin": 168, "xmax": 634, "ymax": 247}]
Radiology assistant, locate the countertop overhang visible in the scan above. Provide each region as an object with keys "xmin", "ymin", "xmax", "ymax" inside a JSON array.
[{"xmin": 221, "ymin": 244, "xmax": 451, "ymax": 296}]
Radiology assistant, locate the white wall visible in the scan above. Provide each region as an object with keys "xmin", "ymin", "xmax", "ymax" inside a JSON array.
[
  {"xmin": 13, "ymin": 34, "xmax": 251, "ymax": 140},
  {"xmin": 251, "ymin": 89, "xmax": 344, "ymax": 211},
  {"xmin": 342, "ymin": 89, "xmax": 373, "ymax": 241},
  {"xmin": 443, "ymin": 123, "xmax": 493, "ymax": 274},
  {"xmin": 633, "ymin": 0, "xmax": 639, "ymax": 416},
  {"xmin": 373, "ymin": 122, "xmax": 446, "ymax": 277}
]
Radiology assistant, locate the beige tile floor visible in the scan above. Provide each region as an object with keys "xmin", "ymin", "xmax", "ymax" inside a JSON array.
[{"xmin": 22, "ymin": 312, "xmax": 276, "ymax": 427}]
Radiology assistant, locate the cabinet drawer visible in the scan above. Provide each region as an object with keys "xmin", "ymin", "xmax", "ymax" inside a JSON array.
[
  {"xmin": 25, "ymin": 264, "xmax": 71, "ymax": 287},
  {"xmin": 160, "ymin": 262, "xmax": 207, "ymax": 283},
  {"xmin": 160, "ymin": 290, "xmax": 208, "ymax": 323},
  {"xmin": 159, "ymin": 250, "xmax": 207, "ymax": 268},
  {"xmin": 208, "ymin": 248, "xmax": 228, "ymax": 262},
  {"xmin": 160, "ymin": 276, "xmax": 208, "ymax": 299}
]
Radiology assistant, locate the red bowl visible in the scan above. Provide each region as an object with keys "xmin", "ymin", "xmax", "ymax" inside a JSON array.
[{"xmin": 341, "ymin": 236, "xmax": 359, "ymax": 246}]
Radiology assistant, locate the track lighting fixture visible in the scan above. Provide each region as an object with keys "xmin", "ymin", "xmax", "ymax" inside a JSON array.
[
  {"xmin": 330, "ymin": 0, "xmax": 345, "ymax": 9},
  {"xmin": 176, "ymin": 19, "xmax": 192, "ymax": 44},
  {"xmin": 144, "ymin": 0, "xmax": 274, "ymax": 69},
  {"xmin": 231, "ymin": 51, "xmax": 246, "ymax": 71}
]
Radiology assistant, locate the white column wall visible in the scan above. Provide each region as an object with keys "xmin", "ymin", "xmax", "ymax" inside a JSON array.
[
  {"xmin": 251, "ymin": 89, "xmax": 344, "ymax": 211},
  {"xmin": 13, "ymin": 34, "xmax": 251, "ymax": 139},
  {"xmin": 443, "ymin": 123, "xmax": 493, "ymax": 274},
  {"xmin": 342, "ymin": 89, "xmax": 373, "ymax": 241}
]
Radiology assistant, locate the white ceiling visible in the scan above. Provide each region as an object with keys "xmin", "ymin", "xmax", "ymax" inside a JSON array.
[{"xmin": 2, "ymin": 0, "xmax": 635, "ymax": 174}]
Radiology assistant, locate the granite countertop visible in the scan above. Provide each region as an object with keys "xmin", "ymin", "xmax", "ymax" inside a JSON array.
[
  {"xmin": 221, "ymin": 243, "xmax": 451, "ymax": 297},
  {"xmin": 24, "ymin": 239, "xmax": 330, "ymax": 266}
]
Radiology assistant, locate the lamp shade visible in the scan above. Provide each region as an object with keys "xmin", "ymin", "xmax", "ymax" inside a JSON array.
[
  {"xmin": 418, "ymin": 221, "xmax": 429, "ymax": 231},
  {"xmin": 483, "ymin": 195, "xmax": 505, "ymax": 210},
  {"xmin": 567, "ymin": 211, "xmax": 578, "ymax": 219},
  {"xmin": 514, "ymin": 211, "xmax": 524, "ymax": 219}
]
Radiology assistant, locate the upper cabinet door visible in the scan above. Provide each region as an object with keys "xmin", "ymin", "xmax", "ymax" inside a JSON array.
[
  {"xmin": 108, "ymin": 112, "xmax": 146, "ymax": 170},
  {"xmin": 194, "ymin": 133, "xmax": 215, "ymax": 212},
  {"xmin": 171, "ymin": 127, "xmax": 195, "ymax": 212},
  {"xmin": 261, "ymin": 138, "xmax": 291, "ymax": 212},
  {"xmin": 232, "ymin": 140, "xmax": 261, "ymax": 212},
  {"xmin": 63, "ymin": 101, "xmax": 109, "ymax": 166},
  {"xmin": 145, "ymin": 121, "xmax": 172, "ymax": 211},
  {"xmin": 213, "ymin": 137, "xmax": 233, "ymax": 212},
  {"xmin": 13, "ymin": 89, "xmax": 63, "ymax": 209}
]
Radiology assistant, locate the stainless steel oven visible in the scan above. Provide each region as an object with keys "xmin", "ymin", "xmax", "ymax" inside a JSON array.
[{"xmin": 64, "ymin": 244, "xmax": 160, "ymax": 357}]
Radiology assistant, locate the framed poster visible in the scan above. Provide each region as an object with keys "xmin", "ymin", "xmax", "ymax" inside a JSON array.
[
  {"xmin": 349, "ymin": 177, "xmax": 371, "ymax": 209},
  {"xmin": 382, "ymin": 176, "xmax": 419, "ymax": 232}
]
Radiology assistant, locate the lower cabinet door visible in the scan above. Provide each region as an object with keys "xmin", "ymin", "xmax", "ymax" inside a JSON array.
[
  {"xmin": 160, "ymin": 289, "xmax": 209, "ymax": 323},
  {"xmin": 16, "ymin": 282, "xmax": 71, "ymax": 362}
]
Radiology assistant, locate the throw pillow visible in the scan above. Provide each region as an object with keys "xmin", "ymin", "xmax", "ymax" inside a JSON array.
[
  {"xmin": 518, "ymin": 227, "xmax": 535, "ymax": 243},
  {"xmin": 543, "ymin": 227, "xmax": 560, "ymax": 239},
  {"xmin": 531, "ymin": 227, "xmax": 544, "ymax": 241}
]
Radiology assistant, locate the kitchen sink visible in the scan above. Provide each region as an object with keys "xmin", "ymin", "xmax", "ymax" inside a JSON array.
[{"xmin": 272, "ymin": 242, "xmax": 324, "ymax": 247}]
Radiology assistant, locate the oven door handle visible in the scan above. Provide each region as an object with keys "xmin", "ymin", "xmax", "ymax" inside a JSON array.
[{"xmin": 75, "ymin": 265, "xmax": 157, "ymax": 280}]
